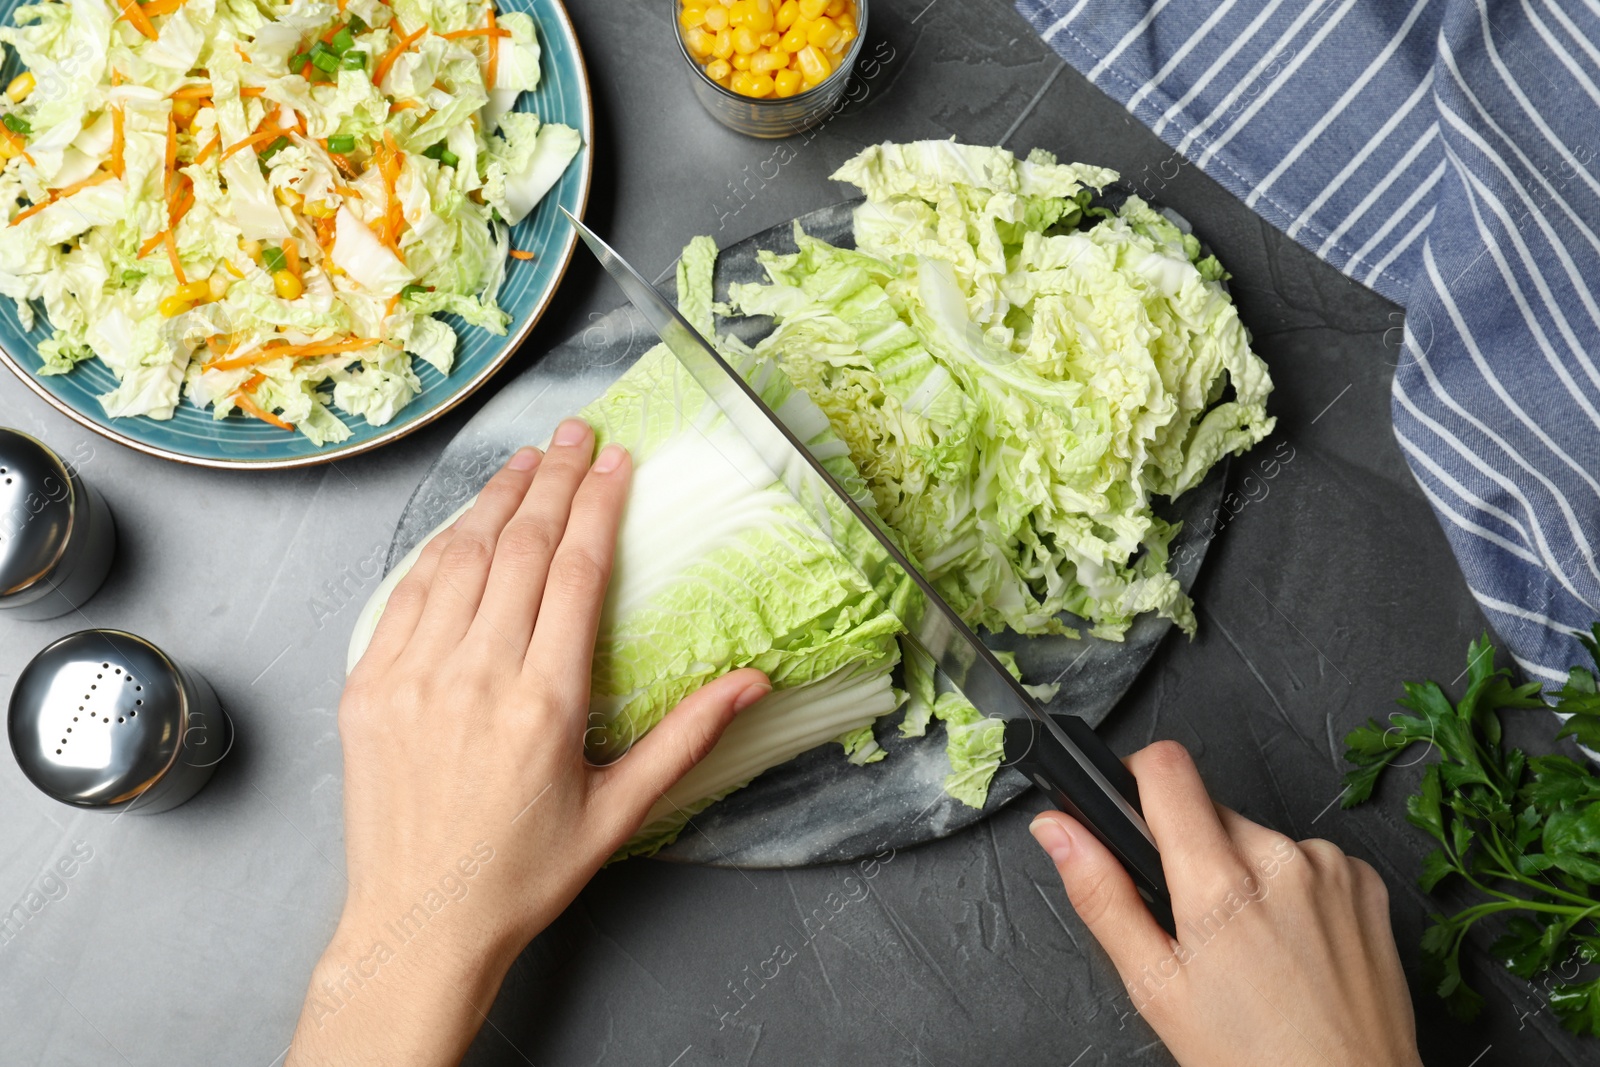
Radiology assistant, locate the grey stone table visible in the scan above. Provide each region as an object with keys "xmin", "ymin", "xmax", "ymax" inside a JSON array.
[{"xmin": 0, "ymin": 2, "xmax": 1587, "ymax": 1065}]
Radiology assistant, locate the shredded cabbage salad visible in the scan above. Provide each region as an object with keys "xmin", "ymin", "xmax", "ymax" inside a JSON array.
[{"xmin": 0, "ymin": 0, "xmax": 581, "ymax": 443}]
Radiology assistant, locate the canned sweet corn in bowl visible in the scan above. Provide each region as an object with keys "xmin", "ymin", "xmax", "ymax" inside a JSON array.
[{"xmin": 675, "ymin": 0, "xmax": 868, "ymax": 138}]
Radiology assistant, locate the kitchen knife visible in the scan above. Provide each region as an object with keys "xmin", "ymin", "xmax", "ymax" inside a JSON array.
[{"xmin": 563, "ymin": 210, "xmax": 1173, "ymax": 933}]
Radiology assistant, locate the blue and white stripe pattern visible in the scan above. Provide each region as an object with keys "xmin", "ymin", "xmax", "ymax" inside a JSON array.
[{"xmin": 1017, "ymin": 0, "xmax": 1600, "ymax": 684}]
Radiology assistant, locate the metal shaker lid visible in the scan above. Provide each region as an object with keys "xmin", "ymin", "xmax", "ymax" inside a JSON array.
[
  {"xmin": 7, "ymin": 630, "xmax": 189, "ymax": 808},
  {"xmin": 0, "ymin": 429, "xmax": 76, "ymax": 603}
]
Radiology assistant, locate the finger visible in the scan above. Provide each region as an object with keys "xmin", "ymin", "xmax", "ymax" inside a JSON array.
[
  {"xmin": 357, "ymin": 518, "xmax": 461, "ymax": 671},
  {"xmin": 1030, "ymin": 809, "xmax": 1175, "ymax": 977},
  {"xmin": 1214, "ymin": 804, "xmax": 1296, "ymax": 856},
  {"xmin": 408, "ymin": 447, "xmax": 543, "ymax": 652},
  {"xmin": 593, "ymin": 669, "xmax": 771, "ymax": 827},
  {"xmin": 524, "ymin": 443, "xmax": 631, "ymax": 694},
  {"xmin": 1124, "ymin": 741, "xmax": 1237, "ymax": 891},
  {"xmin": 470, "ymin": 418, "xmax": 596, "ymax": 652}
]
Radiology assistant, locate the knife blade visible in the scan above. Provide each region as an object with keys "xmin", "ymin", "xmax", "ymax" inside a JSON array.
[{"xmin": 563, "ymin": 209, "xmax": 1172, "ymax": 931}]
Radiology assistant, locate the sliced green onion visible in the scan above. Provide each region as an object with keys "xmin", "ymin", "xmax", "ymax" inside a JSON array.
[
  {"xmin": 311, "ymin": 50, "xmax": 341, "ymax": 73},
  {"xmin": 331, "ymin": 28, "xmax": 356, "ymax": 54},
  {"xmin": 258, "ymin": 135, "xmax": 291, "ymax": 162},
  {"xmin": 341, "ymin": 51, "xmax": 367, "ymax": 71},
  {"xmin": 289, "ymin": 51, "xmax": 311, "ymax": 71},
  {"xmin": 2, "ymin": 113, "xmax": 29, "ymax": 135},
  {"xmin": 346, "ymin": 14, "xmax": 368, "ymax": 34},
  {"xmin": 122, "ymin": 269, "xmax": 146, "ymax": 286},
  {"xmin": 261, "ymin": 246, "xmax": 288, "ymax": 272},
  {"xmin": 400, "ymin": 284, "xmax": 428, "ymax": 298},
  {"xmin": 421, "ymin": 142, "xmax": 446, "ymax": 160},
  {"xmin": 326, "ymin": 133, "xmax": 356, "ymax": 153},
  {"xmin": 437, "ymin": 148, "xmax": 459, "ymax": 168}
]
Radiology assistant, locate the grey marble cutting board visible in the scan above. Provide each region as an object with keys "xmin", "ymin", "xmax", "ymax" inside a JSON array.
[{"xmin": 386, "ymin": 200, "xmax": 1228, "ymax": 867}]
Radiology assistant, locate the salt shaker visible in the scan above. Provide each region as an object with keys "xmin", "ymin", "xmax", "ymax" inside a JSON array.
[
  {"xmin": 0, "ymin": 428, "xmax": 116, "ymax": 620},
  {"xmin": 7, "ymin": 630, "xmax": 233, "ymax": 813}
]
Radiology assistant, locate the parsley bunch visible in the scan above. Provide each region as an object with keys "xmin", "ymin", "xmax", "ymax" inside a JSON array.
[{"xmin": 1342, "ymin": 625, "xmax": 1600, "ymax": 1034}]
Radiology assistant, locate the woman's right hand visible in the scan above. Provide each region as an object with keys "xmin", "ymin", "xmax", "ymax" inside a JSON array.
[{"xmin": 1030, "ymin": 741, "xmax": 1423, "ymax": 1067}]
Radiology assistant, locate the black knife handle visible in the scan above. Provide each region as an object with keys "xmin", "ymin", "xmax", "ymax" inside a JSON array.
[{"xmin": 1006, "ymin": 714, "xmax": 1175, "ymax": 935}]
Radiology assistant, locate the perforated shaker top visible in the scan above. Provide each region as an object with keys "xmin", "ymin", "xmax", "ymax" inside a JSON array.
[
  {"xmin": 0, "ymin": 429, "xmax": 75, "ymax": 602},
  {"xmin": 7, "ymin": 630, "xmax": 188, "ymax": 807}
]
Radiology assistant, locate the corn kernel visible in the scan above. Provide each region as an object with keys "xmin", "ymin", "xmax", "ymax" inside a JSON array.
[
  {"xmin": 806, "ymin": 16, "xmax": 841, "ymax": 49},
  {"xmin": 275, "ymin": 186, "xmax": 304, "ymax": 209},
  {"xmin": 680, "ymin": 6, "xmax": 705, "ymax": 27},
  {"xmin": 303, "ymin": 199, "xmax": 337, "ymax": 218},
  {"xmin": 6, "ymin": 72, "xmax": 35, "ymax": 103},
  {"xmin": 758, "ymin": 30, "xmax": 779, "ymax": 46},
  {"xmin": 704, "ymin": 5, "xmax": 729, "ymax": 30},
  {"xmin": 728, "ymin": 0, "xmax": 754, "ymax": 26},
  {"xmin": 780, "ymin": 25, "xmax": 807, "ymax": 51},
  {"xmin": 685, "ymin": 27, "xmax": 715, "ymax": 58},
  {"xmin": 0, "ymin": 136, "xmax": 18, "ymax": 161},
  {"xmin": 176, "ymin": 279, "xmax": 212, "ymax": 302},
  {"xmin": 776, "ymin": 0, "xmax": 799, "ymax": 31},
  {"xmin": 712, "ymin": 29, "xmax": 734, "ymax": 58},
  {"xmin": 796, "ymin": 44, "xmax": 831, "ymax": 83},
  {"xmin": 172, "ymin": 96, "xmax": 200, "ymax": 122},
  {"xmin": 273, "ymin": 270, "xmax": 303, "ymax": 300},
  {"xmin": 744, "ymin": 72, "xmax": 776, "ymax": 97},
  {"xmin": 825, "ymin": 0, "xmax": 846, "ymax": 16},
  {"xmin": 798, "ymin": 0, "xmax": 827, "ymax": 19},
  {"xmin": 729, "ymin": 71, "xmax": 754, "ymax": 94},
  {"xmin": 731, "ymin": 52, "xmax": 752, "ymax": 70},
  {"xmin": 732, "ymin": 25, "xmax": 760, "ymax": 54},
  {"xmin": 752, "ymin": 48, "xmax": 787, "ymax": 72},
  {"xmin": 747, "ymin": 0, "xmax": 775, "ymax": 32},
  {"xmin": 705, "ymin": 58, "xmax": 732, "ymax": 81},
  {"xmin": 159, "ymin": 295, "xmax": 193, "ymax": 318},
  {"xmin": 774, "ymin": 68, "xmax": 803, "ymax": 97},
  {"xmin": 208, "ymin": 274, "xmax": 230, "ymax": 301}
]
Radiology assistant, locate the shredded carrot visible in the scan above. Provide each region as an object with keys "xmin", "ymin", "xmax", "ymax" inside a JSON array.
[
  {"xmin": 486, "ymin": 8, "xmax": 499, "ymax": 92},
  {"xmin": 374, "ymin": 23, "xmax": 427, "ymax": 87},
  {"xmin": 283, "ymin": 239, "xmax": 301, "ymax": 277},
  {"xmin": 140, "ymin": 0, "xmax": 186, "ymax": 16},
  {"xmin": 295, "ymin": 113, "xmax": 307, "ymax": 137},
  {"xmin": 170, "ymin": 83, "xmax": 214, "ymax": 99},
  {"xmin": 315, "ymin": 215, "xmax": 336, "ymax": 249},
  {"xmin": 194, "ymin": 132, "xmax": 221, "ymax": 164},
  {"xmin": 164, "ymin": 230, "xmax": 186, "ymax": 285},
  {"xmin": 331, "ymin": 184, "xmax": 361, "ymax": 197},
  {"xmin": 509, "ymin": 248, "xmax": 534, "ymax": 261},
  {"xmin": 138, "ymin": 231, "xmax": 168, "ymax": 258},
  {"xmin": 327, "ymin": 152, "xmax": 358, "ymax": 179},
  {"xmin": 234, "ymin": 44, "xmax": 252, "ymax": 63},
  {"xmin": 209, "ymin": 337, "xmax": 378, "ymax": 370},
  {"xmin": 9, "ymin": 170, "xmax": 116, "ymax": 226},
  {"xmin": 112, "ymin": 69, "xmax": 125, "ymax": 87},
  {"xmin": 169, "ymin": 187, "xmax": 195, "ymax": 228},
  {"xmin": 440, "ymin": 27, "xmax": 509, "ymax": 39},
  {"xmin": 167, "ymin": 174, "xmax": 192, "ymax": 225},
  {"xmin": 118, "ymin": 0, "xmax": 158, "ymax": 40},
  {"xmin": 384, "ymin": 292, "xmax": 401, "ymax": 317},
  {"xmin": 109, "ymin": 107, "xmax": 126, "ymax": 178},
  {"xmin": 235, "ymin": 391, "xmax": 295, "ymax": 431},
  {"xmin": 221, "ymin": 125, "xmax": 283, "ymax": 161},
  {"xmin": 388, "ymin": 98, "xmax": 423, "ymax": 113},
  {"xmin": 337, "ymin": 0, "xmax": 348, "ymax": 10},
  {"xmin": 252, "ymin": 105, "xmax": 284, "ymax": 136},
  {"xmin": 211, "ymin": 336, "xmax": 244, "ymax": 358},
  {"xmin": 237, "ymin": 371, "xmax": 266, "ymax": 391},
  {"xmin": 240, "ymin": 86, "xmax": 266, "ymax": 98}
]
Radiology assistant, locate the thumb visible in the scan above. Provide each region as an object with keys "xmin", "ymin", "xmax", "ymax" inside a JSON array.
[
  {"xmin": 598, "ymin": 668, "xmax": 771, "ymax": 824},
  {"xmin": 1030, "ymin": 810, "xmax": 1175, "ymax": 980}
]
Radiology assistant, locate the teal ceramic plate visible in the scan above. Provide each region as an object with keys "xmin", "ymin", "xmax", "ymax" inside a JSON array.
[{"xmin": 0, "ymin": 0, "xmax": 592, "ymax": 469}]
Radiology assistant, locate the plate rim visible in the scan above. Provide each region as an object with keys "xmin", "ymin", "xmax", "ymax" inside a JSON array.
[{"xmin": 0, "ymin": 0, "xmax": 595, "ymax": 472}]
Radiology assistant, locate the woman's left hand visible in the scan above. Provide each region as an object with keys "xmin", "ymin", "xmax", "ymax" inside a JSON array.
[{"xmin": 288, "ymin": 419, "xmax": 770, "ymax": 1067}]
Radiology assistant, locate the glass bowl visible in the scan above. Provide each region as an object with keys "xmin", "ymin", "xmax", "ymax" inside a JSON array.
[{"xmin": 673, "ymin": 0, "xmax": 869, "ymax": 138}]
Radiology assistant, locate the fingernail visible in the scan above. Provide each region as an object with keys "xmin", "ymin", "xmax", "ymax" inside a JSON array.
[
  {"xmin": 552, "ymin": 418, "xmax": 590, "ymax": 447},
  {"xmin": 732, "ymin": 683, "xmax": 772, "ymax": 714},
  {"xmin": 1029, "ymin": 816, "xmax": 1073, "ymax": 864},
  {"xmin": 591, "ymin": 443, "xmax": 627, "ymax": 474},
  {"xmin": 507, "ymin": 447, "xmax": 541, "ymax": 471}
]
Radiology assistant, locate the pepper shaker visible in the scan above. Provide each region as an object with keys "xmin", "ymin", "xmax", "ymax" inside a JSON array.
[
  {"xmin": 0, "ymin": 428, "xmax": 116, "ymax": 620},
  {"xmin": 8, "ymin": 630, "xmax": 233, "ymax": 813}
]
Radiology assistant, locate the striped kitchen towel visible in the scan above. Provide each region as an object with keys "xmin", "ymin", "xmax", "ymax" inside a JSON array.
[{"xmin": 1017, "ymin": 0, "xmax": 1600, "ymax": 685}]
